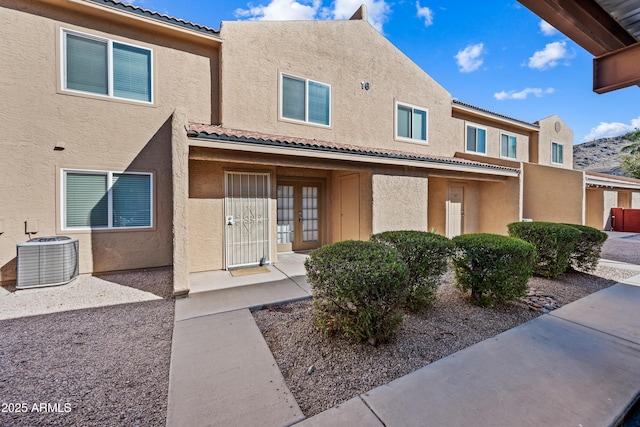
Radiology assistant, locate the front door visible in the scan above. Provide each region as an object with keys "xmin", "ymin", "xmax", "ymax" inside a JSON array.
[
  {"xmin": 277, "ymin": 180, "xmax": 322, "ymax": 251},
  {"xmin": 447, "ymin": 185, "xmax": 464, "ymax": 238},
  {"xmin": 225, "ymin": 172, "xmax": 271, "ymax": 268}
]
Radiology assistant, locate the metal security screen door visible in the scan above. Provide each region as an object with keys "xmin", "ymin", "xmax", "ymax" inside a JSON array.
[
  {"xmin": 277, "ymin": 181, "xmax": 322, "ymax": 251},
  {"xmin": 225, "ymin": 172, "xmax": 271, "ymax": 268}
]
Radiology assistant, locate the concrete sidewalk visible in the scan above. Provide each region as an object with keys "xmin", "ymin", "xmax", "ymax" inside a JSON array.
[
  {"xmin": 299, "ymin": 281, "xmax": 640, "ymax": 427},
  {"xmin": 166, "ymin": 257, "xmax": 640, "ymax": 427}
]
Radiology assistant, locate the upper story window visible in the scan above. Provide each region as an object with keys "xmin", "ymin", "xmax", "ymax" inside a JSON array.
[
  {"xmin": 466, "ymin": 124, "xmax": 487, "ymax": 154},
  {"xmin": 281, "ymin": 74, "xmax": 330, "ymax": 126},
  {"xmin": 62, "ymin": 169, "xmax": 153, "ymax": 230},
  {"xmin": 395, "ymin": 102, "xmax": 428, "ymax": 143},
  {"xmin": 552, "ymin": 142, "xmax": 564, "ymax": 164},
  {"xmin": 62, "ymin": 29, "xmax": 153, "ymax": 103},
  {"xmin": 501, "ymin": 133, "xmax": 517, "ymax": 159}
]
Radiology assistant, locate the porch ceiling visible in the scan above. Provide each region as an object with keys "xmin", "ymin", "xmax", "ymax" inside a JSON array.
[{"xmin": 187, "ymin": 124, "xmax": 520, "ymax": 178}]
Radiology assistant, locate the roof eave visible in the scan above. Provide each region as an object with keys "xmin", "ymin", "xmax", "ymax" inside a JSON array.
[
  {"xmin": 187, "ymin": 132, "xmax": 520, "ymax": 178},
  {"xmin": 72, "ymin": 0, "xmax": 221, "ymax": 42},
  {"xmin": 452, "ymin": 102, "xmax": 540, "ymax": 132}
]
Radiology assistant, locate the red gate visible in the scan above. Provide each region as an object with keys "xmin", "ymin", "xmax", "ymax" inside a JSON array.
[{"xmin": 611, "ymin": 208, "xmax": 640, "ymax": 232}]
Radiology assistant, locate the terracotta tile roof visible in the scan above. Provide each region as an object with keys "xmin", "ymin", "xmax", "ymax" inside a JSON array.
[
  {"xmin": 88, "ymin": 0, "xmax": 220, "ymax": 36},
  {"xmin": 585, "ymin": 171, "xmax": 640, "ymax": 185},
  {"xmin": 452, "ymin": 99, "xmax": 539, "ymax": 129},
  {"xmin": 187, "ymin": 123, "xmax": 520, "ymax": 173}
]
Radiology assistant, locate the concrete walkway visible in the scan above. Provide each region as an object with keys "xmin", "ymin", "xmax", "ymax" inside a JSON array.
[
  {"xmin": 166, "ymin": 253, "xmax": 311, "ymax": 427},
  {"xmin": 167, "ymin": 257, "xmax": 640, "ymax": 427}
]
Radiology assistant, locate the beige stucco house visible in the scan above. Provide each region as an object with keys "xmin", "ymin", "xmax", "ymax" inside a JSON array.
[{"xmin": 1, "ymin": 0, "xmax": 638, "ymax": 295}]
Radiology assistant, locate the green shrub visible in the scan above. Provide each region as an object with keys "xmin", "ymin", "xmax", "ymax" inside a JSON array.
[
  {"xmin": 451, "ymin": 233, "xmax": 535, "ymax": 306},
  {"xmin": 507, "ymin": 222, "xmax": 581, "ymax": 278},
  {"xmin": 563, "ymin": 224, "xmax": 608, "ymax": 272},
  {"xmin": 371, "ymin": 230, "xmax": 454, "ymax": 312},
  {"xmin": 304, "ymin": 240, "xmax": 409, "ymax": 345}
]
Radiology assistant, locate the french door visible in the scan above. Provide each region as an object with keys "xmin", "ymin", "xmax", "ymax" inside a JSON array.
[{"xmin": 277, "ymin": 180, "xmax": 322, "ymax": 252}]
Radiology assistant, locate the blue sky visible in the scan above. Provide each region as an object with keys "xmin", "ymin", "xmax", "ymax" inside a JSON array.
[{"xmin": 133, "ymin": 0, "xmax": 638, "ymax": 144}]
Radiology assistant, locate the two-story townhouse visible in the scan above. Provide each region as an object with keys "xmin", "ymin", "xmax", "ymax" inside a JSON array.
[
  {"xmin": 2, "ymin": 1, "xmax": 639, "ymax": 297},
  {"xmin": 0, "ymin": 0, "xmax": 220, "ymax": 285},
  {"xmin": 179, "ymin": 8, "xmax": 531, "ymax": 294}
]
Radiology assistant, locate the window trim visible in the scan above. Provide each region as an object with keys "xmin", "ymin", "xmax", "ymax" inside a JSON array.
[
  {"xmin": 279, "ymin": 73, "xmax": 331, "ymax": 127},
  {"xmin": 500, "ymin": 132, "xmax": 518, "ymax": 159},
  {"xmin": 394, "ymin": 101, "xmax": 429, "ymax": 144},
  {"xmin": 552, "ymin": 142, "xmax": 564, "ymax": 164},
  {"xmin": 465, "ymin": 122, "xmax": 488, "ymax": 155},
  {"xmin": 61, "ymin": 169, "xmax": 154, "ymax": 231},
  {"xmin": 61, "ymin": 28, "xmax": 154, "ymax": 104}
]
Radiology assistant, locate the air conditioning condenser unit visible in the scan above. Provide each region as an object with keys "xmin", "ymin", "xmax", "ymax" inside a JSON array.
[{"xmin": 16, "ymin": 237, "xmax": 79, "ymax": 289}]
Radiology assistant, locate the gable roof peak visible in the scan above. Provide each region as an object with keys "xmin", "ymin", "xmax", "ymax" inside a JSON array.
[{"xmin": 350, "ymin": 5, "xmax": 367, "ymax": 21}]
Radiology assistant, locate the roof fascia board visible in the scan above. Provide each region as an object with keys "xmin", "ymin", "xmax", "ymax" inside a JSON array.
[
  {"xmin": 586, "ymin": 176, "xmax": 640, "ymax": 190},
  {"xmin": 594, "ymin": 42, "xmax": 640, "ymax": 93},
  {"xmin": 452, "ymin": 103, "xmax": 539, "ymax": 132},
  {"xmin": 68, "ymin": 0, "xmax": 221, "ymax": 43},
  {"xmin": 188, "ymin": 136, "xmax": 520, "ymax": 178}
]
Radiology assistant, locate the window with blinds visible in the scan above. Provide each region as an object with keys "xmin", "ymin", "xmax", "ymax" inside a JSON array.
[
  {"xmin": 63, "ymin": 30, "xmax": 152, "ymax": 103},
  {"xmin": 281, "ymin": 74, "xmax": 330, "ymax": 126},
  {"xmin": 395, "ymin": 101, "xmax": 428, "ymax": 143},
  {"xmin": 63, "ymin": 170, "xmax": 152, "ymax": 230},
  {"xmin": 501, "ymin": 133, "xmax": 517, "ymax": 159}
]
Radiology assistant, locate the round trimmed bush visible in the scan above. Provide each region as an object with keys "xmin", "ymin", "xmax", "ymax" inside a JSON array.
[
  {"xmin": 507, "ymin": 222, "xmax": 581, "ymax": 278},
  {"xmin": 371, "ymin": 230, "xmax": 454, "ymax": 312},
  {"xmin": 563, "ymin": 224, "xmax": 608, "ymax": 272},
  {"xmin": 304, "ymin": 240, "xmax": 409, "ymax": 345},
  {"xmin": 452, "ymin": 233, "xmax": 535, "ymax": 306}
]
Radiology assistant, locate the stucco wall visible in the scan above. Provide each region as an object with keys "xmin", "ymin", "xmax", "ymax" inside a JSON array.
[
  {"xmin": 219, "ymin": 19, "xmax": 459, "ymax": 158},
  {"xmin": 451, "ymin": 112, "xmax": 531, "ymax": 163},
  {"xmin": 535, "ymin": 115, "xmax": 574, "ymax": 169},
  {"xmin": 371, "ymin": 174, "xmax": 428, "ymax": 234},
  {"xmin": 585, "ymin": 189, "xmax": 604, "ymax": 229},
  {"xmin": 603, "ymin": 190, "xmax": 618, "ymax": 230},
  {"xmin": 478, "ymin": 178, "xmax": 521, "ymax": 235},
  {"xmin": 0, "ymin": 1, "xmax": 216, "ymax": 282},
  {"xmin": 522, "ymin": 163, "xmax": 583, "ymax": 224}
]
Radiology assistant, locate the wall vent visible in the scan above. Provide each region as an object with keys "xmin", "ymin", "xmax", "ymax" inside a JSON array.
[{"xmin": 16, "ymin": 237, "xmax": 79, "ymax": 289}]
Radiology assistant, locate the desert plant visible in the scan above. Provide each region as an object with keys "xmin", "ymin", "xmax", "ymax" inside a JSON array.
[
  {"xmin": 371, "ymin": 230, "xmax": 454, "ymax": 311},
  {"xmin": 451, "ymin": 233, "xmax": 535, "ymax": 306},
  {"xmin": 507, "ymin": 222, "xmax": 581, "ymax": 278},
  {"xmin": 563, "ymin": 224, "xmax": 608, "ymax": 272},
  {"xmin": 304, "ymin": 240, "xmax": 409, "ymax": 345}
]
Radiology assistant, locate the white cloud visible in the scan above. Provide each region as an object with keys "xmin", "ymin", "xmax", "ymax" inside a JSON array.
[
  {"xmin": 494, "ymin": 87, "xmax": 555, "ymax": 100},
  {"xmin": 539, "ymin": 20, "xmax": 557, "ymax": 36},
  {"xmin": 236, "ymin": 0, "xmax": 391, "ymax": 32},
  {"xmin": 235, "ymin": 0, "xmax": 321, "ymax": 20},
  {"xmin": 416, "ymin": 1, "xmax": 433, "ymax": 27},
  {"xmin": 455, "ymin": 43, "xmax": 485, "ymax": 73},
  {"xmin": 583, "ymin": 116, "xmax": 640, "ymax": 142},
  {"xmin": 528, "ymin": 41, "xmax": 573, "ymax": 70},
  {"xmin": 332, "ymin": 0, "xmax": 390, "ymax": 32}
]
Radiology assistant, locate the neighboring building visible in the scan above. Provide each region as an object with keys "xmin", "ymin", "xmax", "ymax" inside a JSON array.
[{"xmin": 1, "ymin": 1, "xmax": 638, "ymax": 295}]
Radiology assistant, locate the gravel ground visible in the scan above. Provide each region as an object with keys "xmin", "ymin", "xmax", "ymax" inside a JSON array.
[
  {"xmin": 0, "ymin": 269, "xmax": 174, "ymax": 427},
  {"xmin": 253, "ymin": 265, "xmax": 637, "ymax": 417}
]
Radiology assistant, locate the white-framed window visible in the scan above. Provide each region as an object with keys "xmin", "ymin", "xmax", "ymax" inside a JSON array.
[
  {"xmin": 280, "ymin": 74, "xmax": 331, "ymax": 126},
  {"xmin": 500, "ymin": 133, "xmax": 517, "ymax": 159},
  {"xmin": 395, "ymin": 101, "xmax": 428, "ymax": 143},
  {"xmin": 552, "ymin": 142, "xmax": 564, "ymax": 164},
  {"xmin": 62, "ymin": 29, "xmax": 153, "ymax": 103},
  {"xmin": 466, "ymin": 124, "xmax": 487, "ymax": 154},
  {"xmin": 62, "ymin": 169, "xmax": 153, "ymax": 230}
]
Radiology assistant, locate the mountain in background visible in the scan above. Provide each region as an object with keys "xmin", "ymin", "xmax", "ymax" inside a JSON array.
[{"xmin": 573, "ymin": 135, "xmax": 633, "ymax": 176}]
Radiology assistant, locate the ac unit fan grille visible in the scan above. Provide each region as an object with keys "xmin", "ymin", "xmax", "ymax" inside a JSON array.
[{"xmin": 16, "ymin": 237, "xmax": 79, "ymax": 289}]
